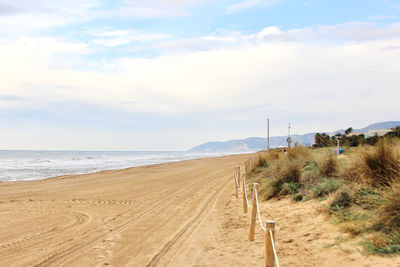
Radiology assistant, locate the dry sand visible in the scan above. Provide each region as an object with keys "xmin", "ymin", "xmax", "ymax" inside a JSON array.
[{"xmin": 1, "ymin": 154, "xmax": 399, "ymax": 266}]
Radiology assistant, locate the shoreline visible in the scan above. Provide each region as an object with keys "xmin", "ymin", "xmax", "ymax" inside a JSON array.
[
  {"xmin": 1, "ymin": 152, "xmax": 399, "ymax": 266},
  {"xmin": 0, "ymin": 153, "xmax": 250, "ymax": 266},
  {"xmin": 0, "ymin": 151, "xmax": 253, "ymax": 183}
]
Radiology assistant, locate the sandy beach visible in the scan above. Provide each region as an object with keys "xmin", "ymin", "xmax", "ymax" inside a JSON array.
[{"xmin": 1, "ymin": 154, "xmax": 400, "ymax": 266}]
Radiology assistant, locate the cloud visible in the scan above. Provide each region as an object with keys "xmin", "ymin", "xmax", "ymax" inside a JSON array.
[
  {"xmin": 226, "ymin": 0, "xmax": 280, "ymax": 14},
  {"xmin": 104, "ymin": 0, "xmax": 218, "ymax": 19},
  {"xmin": 111, "ymin": 5, "xmax": 188, "ymax": 18},
  {"xmin": 226, "ymin": 0, "xmax": 261, "ymax": 14},
  {"xmin": 0, "ymin": 0, "xmax": 101, "ymax": 34},
  {"xmin": 88, "ymin": 29, "xmax": 171, "ymax": 47},
  {"xmin": 2, "ymin": 31, "xmax": 400, "ymax": 115},
  {"xmin": 156, "ymin": 23, "xmax": 400, "ymax": 53},
  {"xmin": 367, "ymin": 15, "xmax": 397, "ymax": 21},
  {"xmin": 93, "ymin": 38, "xmax": 132, "ymax": 47},
  {"xmin": 0, "ymin": 95, "xmax": 23, "ymax": 101},
  {"xmin": 0, "ymin": 0, "xmax": 101, "ymax": 16},
  {"xmin": 1, "ymin": 21, "xmax": 400, "ymax": 149}
]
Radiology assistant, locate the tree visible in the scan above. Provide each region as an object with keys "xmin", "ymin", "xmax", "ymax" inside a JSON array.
[
  {"xmin": 345, "ymin": 127, "xmax": 353, "ymax": 135},
  {"xmin": 385, "ymin": 126, "xmax": 400, "ymax": 138},
  {"xmin": 365, "ymin": 134, "xmax": 379, "ymax": 145},
  {"xmin": 314, "ymin": 133, "xmax": 332, "ymax": 147}
]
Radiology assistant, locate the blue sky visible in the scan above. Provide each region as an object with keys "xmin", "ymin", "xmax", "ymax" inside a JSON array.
[{"xmin": 0, "ymin": 0, "xmax": 400, "ymax": 150}]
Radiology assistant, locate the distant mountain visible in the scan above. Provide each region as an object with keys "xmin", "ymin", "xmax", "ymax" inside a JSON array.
[
  {"xmin": 333, "ymin": 121, "xmax": 400, "ymax": 135},
  {"xmin": 189, "ymin": 121, "xmax": 400, "ymax": 152},
  {"xmin": 353, "ymin": 121, "xmax": 400, "ymax": 133}
]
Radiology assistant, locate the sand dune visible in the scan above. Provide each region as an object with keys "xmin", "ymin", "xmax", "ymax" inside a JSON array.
[{"xmin": 1, "ymin": 154, "xmax": 399, "ymax": 266}]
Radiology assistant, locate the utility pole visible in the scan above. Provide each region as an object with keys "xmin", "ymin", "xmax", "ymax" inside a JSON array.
[
  {"xmin": 286, "ymin": 123, "xmax": 292, "ymax": 149},
  {"xmin": 266, "ymin": 116, "xmax": 270, "ymax": 151}
]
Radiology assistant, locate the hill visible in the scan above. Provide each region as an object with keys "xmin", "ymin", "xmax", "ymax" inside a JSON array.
[{"xmin": 189, "ymin": 121, "xmax": 400, "ymax": 152}]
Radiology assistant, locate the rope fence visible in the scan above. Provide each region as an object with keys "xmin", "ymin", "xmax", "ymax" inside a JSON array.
[{"xmin": 233, "ymin": 156, "xmax": 280, "ymax": 267}]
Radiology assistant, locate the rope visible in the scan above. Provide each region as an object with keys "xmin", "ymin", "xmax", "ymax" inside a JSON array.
[
  {"xmin": 254, "ymin": 188, "xmax": 266, "ymax": 232},
  {"xmin": 241, "ymin": 158, "xmax": 280, "ymax": 267},
  {"xmin": 269, "ymin": 230, "xmax": 280, "ymax": 267}
]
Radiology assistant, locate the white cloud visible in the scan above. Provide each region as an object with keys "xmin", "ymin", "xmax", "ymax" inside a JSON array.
[
  {"xmin": 226, "ymin": 0, "xmax": 261, "ymax": 14},
  {"xmin": 1, "ymin": 30, "xmax": 400, "ymax": 116},
  {"xmin": 367, "ymin": 15, "xmax": 397, "ymax": 21},
  {"xmin": 121, "ymin": 0, "xmax": 214, "ymax": 8},
  {"xmin": 93, "ymin": 38, "xmax": 132, "ymax": 47},
  {"xmin": 156, "ymin": 23, "xmax": 400, "ymax": 53},
  {"xmin": 104, "ymin": 0, "xmax": 219, "ymax": 19},
  {"xmin": 226, "ymin": 0, "xmax": 280, "ymax": 14},
  {"xmin": 88, "ymin": 29, "xmax": 171, "ymax": 47},
  {"xmin": 1, "ymin": 23, "xmax": 400, "ymax": 149},
  {"xmin": 0, "ymin": 0, "xmax": 101, "ymax": 34},
  {"xmin": 111, "ymin": 5, "xmax": 188, "ymax": 18}
]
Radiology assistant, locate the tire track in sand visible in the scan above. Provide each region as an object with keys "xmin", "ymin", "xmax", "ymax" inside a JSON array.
[
  {"xmin": 146, "ymin": 174, "xmax": 230, "ymax": 266},
  {"xmin": 32, "ymin": 174, "xmax": 215, "ymax": 267},
  {"xmin": 0, "ymin": 209, "xmax": 89, "ymax": 251}
]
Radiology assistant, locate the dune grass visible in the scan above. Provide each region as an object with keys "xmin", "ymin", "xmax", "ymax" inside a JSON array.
[{"xmin": 248, "ymin": 140, "xmax": 400, "ymax": 255}]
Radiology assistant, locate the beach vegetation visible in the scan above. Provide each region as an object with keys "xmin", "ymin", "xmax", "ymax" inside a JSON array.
[{"xmin": 248, "ymin": 138, "xmax": 400, "ymax": 255}]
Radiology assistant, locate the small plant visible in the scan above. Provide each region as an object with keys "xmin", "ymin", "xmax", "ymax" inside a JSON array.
[
  {"xmin": 281, "ymin": 162, "xmax": 302, "ymax": 183},
  {"xmin": 300, "ymin": 160, "xmax": 319, "ymax": 183},
  {"xmin": 319, "ymin": 153, "xmax": 338, "ymax": 177},
  {"xmin": 353, "ymin": 186, "xmax": 382, "ymax": 210},
  {"xmin": 260, "ymin": 161, "xmax": 302, "ymax": 199},
  {"xmin": 362, "ymin": 139, "xmax": 400, "ymax": 187},
  {"xmin": 292, "ymin": 192, "xmax": 304, "ymax": 202},
  {"xmin": 329, "ymin": 188, "xmax": 352, "ymax": 213},
  {"xmin": 281, "ymin": 182, "xmax": 301, "ymax": 195},
  {"xmin": 312, "ymin": 178, "xmax": 343, "ymax": 198},
  {"xmin": 363, "ymin": 231, "xmax": 400, "ymax": 255},
  {"xmin": 373, "ymin": 182, "xmax": 400, "ymax": 232},
  {"xmin": 287, "ymin": 146, "xmax": 310, "ymax": 160}
]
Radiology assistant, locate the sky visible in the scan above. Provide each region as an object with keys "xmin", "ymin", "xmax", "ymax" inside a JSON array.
[{"xmin": 0, "ymin": 0, "xmax": 400, "ymax": 151}]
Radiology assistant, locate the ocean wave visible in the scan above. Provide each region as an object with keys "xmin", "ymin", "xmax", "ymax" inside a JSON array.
[{"xmin": 0, "ymin": 151, "xmax": 239, "ymax": 182}]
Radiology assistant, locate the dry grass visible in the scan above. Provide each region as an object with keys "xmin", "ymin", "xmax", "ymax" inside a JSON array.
[
  {"xmin": 249, "ymin": 139, "xmax": 400, "ymax": 255},
  {"xmin": 319, "ymin": 152, "xmax": 338, "ymax": 177},
  {"xmin": 361, "ymin": 139, "xmax": 400, "ymax": 187},
  {"xmin": 373, "ymin": 182, "xmax": 400, "ymax": 231},
  {"xmin": 251, "ymin": 150, "xmax": 281, "ymax": 170},
  {"xmin": 287, "ymin": 145, "xmax": 310, "ymax": 160}
]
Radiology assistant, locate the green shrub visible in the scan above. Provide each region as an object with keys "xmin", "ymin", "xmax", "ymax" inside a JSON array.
[
  {"xmin": 329, "ymin": 188, "xmax": 352, "ymax": 213},
  {"xmin": 364, "ymin": 231, "xmax": 400, "ymax": 255},
  {"xmin": 312, "ymin": 178, "xmax": 343, "ymax": 198},
  {"xmin": 292, "ymin": 192, "xmax": 304, "ymax": 202},
  {"xmin": 260, "ymin": 161, "xmax": 302, "ymax": 199},
  {"xmin": 281, "ymin": 182, "xmax": 301, "ymax": 195},
  {"xmin": 353, "ymin": 186, "xmax": 382, "ymax": 210},
  {"xmin": 301, "ymin": 160, "xmax": 319, "ymax": 183}
]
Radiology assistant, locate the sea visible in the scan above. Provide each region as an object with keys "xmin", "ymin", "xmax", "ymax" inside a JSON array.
[{"xmin": 0, "ymin": 150, "xmax": 244, "ymax": 182}]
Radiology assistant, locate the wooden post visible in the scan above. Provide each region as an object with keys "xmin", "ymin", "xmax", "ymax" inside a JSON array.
[
  {"xmin": 233, "ymin": 171, "xmax": 238, "ymax": 198},
  {"xmin": 237, "ymin": 166, "xmax": 240, "ymax": 185},
  {"xmin": 242, "ymin": 174, "xmax": 247, "ymax": 214},
  {"xmin": 248, "ymin": 184, "xmax": 257, "ymax": 241},
  {"xmin": 265, "ymin": 220, "xmax": 276, "ymax": 267}
]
